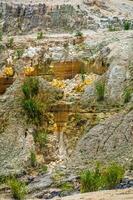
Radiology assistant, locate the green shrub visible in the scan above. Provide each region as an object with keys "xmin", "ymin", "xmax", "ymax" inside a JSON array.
[
  {"xmin": 22, "ymin": 98, "xmax": 42, "ymax": 124},
  {"xmin": 34, "ymin": 130, "xmax": 47, "ymax": 149},
  {"xmin": 15, "ymin": 49, "xmax": 24, "ymax": 59},
  {"xmin": 80, "ymin": 66, "xmax": 86, "ymax": 82},
  {"xmin": 123, "ymin": 21, "xmax": 131, "ymax": 30},
  {"xmin": 0, "ymin": 31, "xmax": 3, "ymax": 41},
  {"xmin": 22, "ymin": 77, "xmax": 39, "ymax": 99},
  {"xmin": 37, "ymin": 32, "xmax": 43, "ymax": 40},
  {"xmin": 108, "ymin": 25, "xmax": 117, "ymax": 32},
  {"xmin": 95, "ymin": 80, "xmax": 105, "ymax": 101},
  {"xmin": 123, "ymin": 88, "xmax": 132, "ymax": 103},
  {"xmin": 8, "ymin": 178, "xmax": 27, "ymax": 200},
  {"xmin": 105, "ymin": 163, "xmax": 125, "ymax": 189},
  {"xmin": 38, "ymin": 165, "xmax": 48, "ymax": 174},
  {"xmin": 0, "ymin": 42, "xmax": 4, "ymax": 52},
  {"xmin": 59, "ymin": 182, "xmax": 74, "ymax": 192},
  {"xmin": 75, "ymin": 31, "xmax": 83, "ymax": 37},
  {"xmin": 80, "ymin": 163, "xmax": 125, "ymax": 193},
  {"xmin": 7, "ymin": 37, "xmax": 14, "ymax": 48},
  {"xmin": 0, "ymin": 175, "xmax": 7, "ymax": 184},
  {"xmin": 80, "ymin": 164, "xmax": 103, "ymax": 193},
  {"xmin": 30, "ymin": 151, "xmax": 37, "ymax": 167}
]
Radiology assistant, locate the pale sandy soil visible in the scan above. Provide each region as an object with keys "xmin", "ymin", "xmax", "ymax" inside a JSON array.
[{"xmin": 52, "ymin": 188, "xmax": 133, "ymax": 200}]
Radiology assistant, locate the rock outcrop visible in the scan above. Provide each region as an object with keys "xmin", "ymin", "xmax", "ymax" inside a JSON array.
[
  {"xmin": 0, "ymin": 0, "xmax": 133, "ymax": 34},
  {"xmin": 69, "ymin": 109, "xmax": 133, "ymax": 171}
]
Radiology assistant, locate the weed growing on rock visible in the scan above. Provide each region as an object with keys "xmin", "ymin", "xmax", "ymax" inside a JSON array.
[
  {"xmin": 34, "ymin": 129, "xmax": 48, "ymax": 150},
  {"xmin": 59, "ymin": 182, "xmax": 74, "ymax": 192},
  {"xmin": 95, "ymin": 80, "xmax": 105, "ymax": 101},
  {"xmin": 22, "ymin": 77, "xmax": 43, "ymax": 124},
  {"xmin": 8, "ymin": 178, "xmax": 27, "ymax": 200},
  {"xmin": 123, "ymin": 88, "xmax": 132, "ymax": 103},
  {"xmin": 105, "ymin": 163, "xmax": 125, "ymax": 189},
  {"xmin": 15, "ymin": 49, "xmax": 24, "ymax": 59},
  {"xmin": 108, "ymin": 25, "xmax": 118, "ymax": 32},
  {"xmin": 123, "ymin": 21, "xmax": 131, "ymax": 30},
  {"xmin": 30, "ymin": 151, "xmax": 37, "ymax": 167},
  {"xmin": 75, "ymin": 31, "xmax": 83, "ymax": 37},
  {"xmin": 80, "ymin": 65, "xmax": 86, "ymax": 82},
  {"xmin": 22, "ymin": 98, "xmax": 42, "ymax": 124},
  {"xmin": 22, "ymin": 77, "xmax": 39, "ymax": 99},
  {"xmin": 0, "ymin": 42, "xmax": 4, "ymax": 52},
  {"xmin": 80, "ymin": 163, "xmax": 125, "ymax": 193},
  {"xmin": 0, "ymin": 31, "xmax": 3, "ymax": 41},
  {"xmin": 80, "ymin": 164, "xmax": 103, "ymax": 193},
  {"xmin": 7, "ymin": 37, "xmax": 14, "ymax": 48},
  {"xmin": 37, "ymin": 31, "xmax": 44, "ymax": 40}
]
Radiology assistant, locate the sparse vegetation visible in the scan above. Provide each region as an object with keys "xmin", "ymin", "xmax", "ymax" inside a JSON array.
[
  {"xmin": 75, "ymin": 30, "xmax": 83, "ymax": 37},
  {"xmin": 37, "ymin": 31, "xmax": 44, "ymax": 40},
  {"xmin": 123, "ymin": 20, "xmax": 131, "ymax": 30},
  {"xmin": 7, "ymin": 37, "xmax": 14, "ymax": 48},
  {"xmin": 21, "ymin": 77, "xmax": 42, "ymax": 123},
  {"xmin": 80, "ymin": 163, "xmax": 125, "ymax": 193},
  {"xmin": 38, "ymin": 165, "xmax": 48, "ymax": 174},
  {"xmin": 15, "ymin": 49, "xmax": 24, "ymax": 59},
  {"xmin": 0, "ymin": 31, "xmax": 3, "ymax": 41},
  {"xmin": 22, "ymin": 77, "xmax": 39, "ymax": 99},
  {"xmin": 105, "ymin": 163, "xmax": 125, "ymax": 189},
  {"xmin": 30, "ymin": 151, "xmax": 37, "ymax": 167},
  {"xmin": 34, "ymin": 129, "xmax": 48, "ymax": 149},
  {"xmin": 108, "ymin": 25, "xmax": 118, "ymax": 32},
  {"xmin": 8, "ymin": 178, "xmax": 27, "ymax": 200},
  {"xmin": 123, "ymin": 88, "xmax": 132, "ymax": 103},
  {"xmin": 80, "ymin": 65, "xmax": 86, "ymax": 82},
  {"xmin": 0, "ymin": 42, "xmax": 4, "ymax": 52},
  {"xmin": 22, "ymin": 98, "xmax": 42, "ymax": 124},
  {"xmin": 95, "ymin": 80, "xmax": 105, "ymax": 101},
  {"xmin": 80, "ymin": 164, "xmax": 104, "ymax": 193},
  {"xmin": 59, "ymin": 182, "xmax": 74, "ymax": 192}
]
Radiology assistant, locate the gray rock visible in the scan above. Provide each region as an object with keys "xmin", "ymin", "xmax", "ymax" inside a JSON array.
[
  {"xmin": 28, "ymin": 174, "xmax": 53, "ymax": 192},
  {"xmin": 106, "ymin": 65, "xmax": 127, "ymax": 101},
  {"xmin": 69, "ymin": 110, "xmax": 133, "ymax": 170}
]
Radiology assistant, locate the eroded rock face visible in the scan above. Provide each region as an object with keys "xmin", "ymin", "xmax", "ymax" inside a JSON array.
[
  {"xmin": 106, "ymin": 65, "xmax": 127, "ymax": 101},
  {"xmin": 0, "ymin": 2, "xmax": 93, "ymax": 34},
  {"xmin": 0, "ymin": 80, "xmax": 35, "ymax": 175},
  {"xmin": 0, "ymin": 0, "xmax": 133, "ymax": 34},
  {"xmin": 69, "ymin": 109, "xmax": 133, "ymax": 171}
]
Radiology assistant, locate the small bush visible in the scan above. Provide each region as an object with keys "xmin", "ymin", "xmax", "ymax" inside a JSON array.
[
  {"xmin": 123, "ymin": 88, "xmax": 132, "ymax": 103},
  {"xmin": 15, "ymin": 49, "xmax": 24, "ymax": 59},
  {"xmin": 7, "ymin": 37, "xmax": 14, "ymax": 48},
  {"xmin": 80, "ymin": 164, "xmax": 103, "ymax": 193},
  {"xmin": 22, "ymin": 77, "xmax": 39, "ymax": 99},
  {"xmin": 108, "ymin": 25, "xmax": 117, "ymax": 32},
  {"xmin": 8, "ymin": 178, "xmax": 27, "ymax": 200},
  {"xmin": 80, "ymin": 163, "xmax": 125, "ymax": 193},
  {"xmin": 0, "ymin": 175, "xmax": 7, "ymax": 184},
  {"xmin": 22, "ymin": 98, "xmax": 42, "ymax": 124},
  {"xmin": 95, "ymin": 80, "xmax": 105, "ymax": 101},
  {"xmin": 123, "ymin": 21, "xmax": 131, "ymax": 30},
  {"xmin": 80, "ymin": 66, "xmax": 86, "ymax": 82},
  {"xmin": 75, "ymin": 31, "xmax": 83, "ymax": 37},
  {"xmin": 0, "ymin": 31, "xmax": 3, "ymax": 41},
  {"xmin": 30, "ymin": 151, "xmax": 37, "ymax": 167},
  {"xmin": 34, "ymin": 130, "xmax": 47, "ymax": 149},
  {"xmin": 37, "ymin": 32, "xmax": 43, "ymax": 40},
  {"xmin": 105, "ymin": 163, "xmax": 125, "ymax": 189},
  {"xmin": 59, "ymin": 182, "xmax": 74, "ymax": 192},
  {"xmin": 39, "ymin": 165, "xmax": 48, "ymax": 174},
  {"xmin": 0, "ymin": 42, "xmax": 4, "ymax": 52}
]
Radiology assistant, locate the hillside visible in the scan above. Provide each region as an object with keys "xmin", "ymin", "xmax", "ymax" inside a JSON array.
[{"xmin": 0, "ymin": 0, "xmax": 133, "ymax": 200}]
